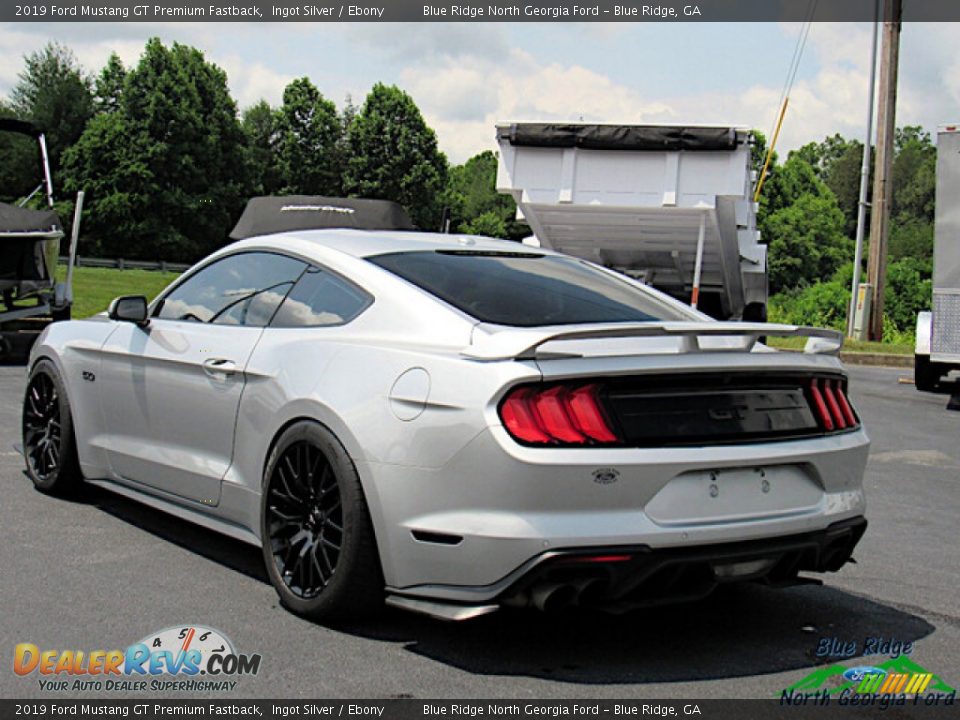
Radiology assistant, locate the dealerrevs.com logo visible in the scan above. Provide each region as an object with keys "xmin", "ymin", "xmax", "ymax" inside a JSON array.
[{"xmin": 14, "ymin": 625, "xmax": 262, "ymax": 693}]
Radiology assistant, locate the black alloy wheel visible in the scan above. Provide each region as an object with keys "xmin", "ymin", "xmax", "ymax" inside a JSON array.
[
  {"xmin": 24, "ymin": 372, "xmax": 62, "ymax": 482},
  {"xmin": 22, "ymin": 359, "xmax": 82, "ymax": 493},
  {"xmin": 265, "ymin": 440, "xmax": 344, "ymax": 598},
  {"xmin": 260, "ymin": 420, "xmax": 383, "ymax": 619}
]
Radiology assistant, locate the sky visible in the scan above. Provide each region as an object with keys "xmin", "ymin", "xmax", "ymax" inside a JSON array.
[{"xmin": 1, "ymin": 21, "xmax": 959, "ymax": 163}]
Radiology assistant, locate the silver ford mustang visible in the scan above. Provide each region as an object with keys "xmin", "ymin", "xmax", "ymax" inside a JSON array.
[{"xmin": 22, "ymin": 229, "xmax": 869, "ymax": 621}]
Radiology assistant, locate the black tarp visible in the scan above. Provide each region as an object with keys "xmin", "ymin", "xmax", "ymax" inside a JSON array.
[
  {"xmin": 230, "ymin": 196, "xmax": 414, "ymax": 240},
  {"xmin": 0, "ymin": 202, "xmax": 61, "ymax": 236},
  {"xmin": 0, "ymin": 118, "xmax": 42, "ymax": 138},
  {"xmin": 0, "ymin": 203, "xmax": 60, "ymax": 285},
  {"xmin": 497, "ymin": 124, "xmax": 740, "ymax": 151}
]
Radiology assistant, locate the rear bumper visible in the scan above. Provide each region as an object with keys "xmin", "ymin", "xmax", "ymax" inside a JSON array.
[
  {"xmin": 495, "ymin": 516, "xmax": 867, "ymax": 612},
  {"xmin": 367, "ymin": 425, "xmax": 869, "ymax": 596},
  {"xmin": 387, "ymin": 517, "xmax": 867, "ymax": 614}
]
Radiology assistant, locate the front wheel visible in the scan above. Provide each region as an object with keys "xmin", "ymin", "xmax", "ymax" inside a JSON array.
[
  {"xmin": 22, "ymin": 359, "xmax": 83, "ymax": 493},
  {"xmin": 260, "ymin": 421, "xmax": 384, "ymax": 620}
]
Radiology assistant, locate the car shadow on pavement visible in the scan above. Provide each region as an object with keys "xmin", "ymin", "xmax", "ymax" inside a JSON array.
[
  {"xmin": 343, "ymin": 585, "xmax": 935, "ymax": 685},
  {"xmin": 46, "ymin": 478, "xmax": 935, "ymax": 686},
  {"xmin": 61, "ymin": 482, "xmax": 270, "ymax": 584}
]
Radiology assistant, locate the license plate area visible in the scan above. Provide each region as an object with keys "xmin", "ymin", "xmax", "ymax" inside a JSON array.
[{"xmin": 645, "ymin": 465, "xmax": 823, "ymax": 526}]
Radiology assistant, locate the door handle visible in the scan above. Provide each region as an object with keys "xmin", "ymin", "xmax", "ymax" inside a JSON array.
[{"xmin": 202, "ymin": 358, "xmax": 238, "ymax": 377}]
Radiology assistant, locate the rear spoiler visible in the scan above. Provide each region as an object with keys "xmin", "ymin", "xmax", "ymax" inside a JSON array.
[{"xmin": 462, "ymin": 322, "xmax": 844, "ymax": 361}]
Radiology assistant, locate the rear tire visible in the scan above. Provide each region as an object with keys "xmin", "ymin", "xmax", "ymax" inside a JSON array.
[
  {"xmin": 743, "ymin": 302, "xmax": 767, "ymax": 323},
  {"xmin": 260, "ymin": 420, "xmax": 384, "ymax": 620},
  {"xmin": 22, "ymin": 359, "xmax": 83, "ymax": 494},
  {"xmin": 914, "ymin": 354, "xmax": 944, "ymax": 393}
]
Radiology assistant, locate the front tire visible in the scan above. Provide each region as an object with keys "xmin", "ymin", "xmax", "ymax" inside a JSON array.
[
  {"xmin": 260, "ymin": 421, "xmax": 384, "ymax": 620},
  {"xmin": 22, "ymin": 359, "xmax": 83, "ymax": 493}
]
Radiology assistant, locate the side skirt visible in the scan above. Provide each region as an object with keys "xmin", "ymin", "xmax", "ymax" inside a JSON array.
[{"xmin": 85, "ymin": 477, "xmax": 261, "ymax": 547}]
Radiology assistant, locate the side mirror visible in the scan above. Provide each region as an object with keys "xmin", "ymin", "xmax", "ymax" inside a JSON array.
[{"xmin": 108, "ymin": 295, "xmax": 149, "ymax": 326}]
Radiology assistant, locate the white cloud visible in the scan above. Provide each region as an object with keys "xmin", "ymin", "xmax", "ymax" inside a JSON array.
[
  {"xmin": 214, "ymin": 55, "xmax": 293, "ymax": 108},
  {"xmin": 402, "ymin": 49, "xmax": 678, "ymax": 162},
  {"xmin": 0, "ymin": 23, "xmax": 296, "ymax": 109},
  {"xmin": 343, "ymin": 22, "xmax": 509, "ymax": 64},
  {"xmin": 403, "ymin": 22, "xmax": 960, "ymax": 164},
  {"xmin": 3, "ymin": 21, "xmax": 960, "ymax": 167}
]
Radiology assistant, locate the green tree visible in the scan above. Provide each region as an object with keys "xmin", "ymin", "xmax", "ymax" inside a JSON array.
[
  {"xmin": 344, "ymin": 83, "xmax": 448, "ymax": 229},
  {"xmin": 61, "ymin": 112, "xmax": 150, "ymax": 257},
  {"xmin": 94, "ymin": 53, "xmax": 126, "ymax": 114},
  {"xmin": 274, "ymin": 78, "xmax": 341, "ymax": 195},
  {"xmin": 790, "ymin": 134, "xmax": 878, "ymax": 239},
  {"xmin": 884, "ymin": 257, "xmax": 932, "ymax": 333},
  {"xmin": 9, "ymin": 42, "xmax": 94, "ymax": 178},
  {"xmin": 889, "ymin": 217, "xmax": 934, "ymax": 265},
  {"xmin": 461, "ymin": 210, "xmax": 507, "ymax": 238},
  {"xmin": 757, "ymin": 154, "xmax": 851, "ymax": 292},
  {"xmin": 0, "ymin": 101, "xmax": 37, "ymax": 203},
  {"xmin": 764, "ymin": 192, "xmax": 852, "ymax": 293},
  {"xmin": 823, "ymin": 140, "xmax": 870, "ymax": 237},
  {"xmin": 63, "ymin": 38, "xmax": 247, "ymax": 261},
  {"xmin": 242, "ymin": 100, "xmax": 282, "ymax": 196},
  {"xmin": 444, "ymin": 150, "xmax": 526, "ymax": 239},
  {"xmin": 750, "ymin": 129, "xmax": 775, "ymax": 182},
  {"xmin": 892, "ymin": 126, "xmax": 935, "ymax": 223},
  {"xmin": 758, "ymin": 153, "xmax": 828, "ymax": 219}
]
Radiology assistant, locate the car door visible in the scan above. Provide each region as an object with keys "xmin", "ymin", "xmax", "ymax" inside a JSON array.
[{"xmin": 97, "ymin": 251, "xmax": 307, "ymax": 504}]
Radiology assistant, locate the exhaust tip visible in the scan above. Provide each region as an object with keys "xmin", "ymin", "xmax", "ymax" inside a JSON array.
[{"xmin": 531, "ymin": 582, "xmax": 578, "ymax": 612}]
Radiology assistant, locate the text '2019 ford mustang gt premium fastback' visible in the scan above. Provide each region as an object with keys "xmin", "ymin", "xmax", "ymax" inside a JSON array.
[{"xmin": 22, "ymin": 230, "xmax": 869, "ymax": 621}]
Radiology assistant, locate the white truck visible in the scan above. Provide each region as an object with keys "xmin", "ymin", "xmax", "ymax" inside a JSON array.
[
  {"xmin": 915, "ymin": 125, "xmax": 960, "ymax": 392},
  {"xmin": 495, "ymin": 123, "xmax": 767, "ymax": 321}
]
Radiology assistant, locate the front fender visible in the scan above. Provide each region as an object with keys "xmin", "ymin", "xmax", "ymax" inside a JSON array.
[{"xmin": 28, "ymin": 317, "xmax": 119, "ymax": 478}]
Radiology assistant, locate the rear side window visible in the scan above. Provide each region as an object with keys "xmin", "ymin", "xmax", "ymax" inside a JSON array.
[
  {"xmin": 271, "ymin": 266, "xmax": 371, "ymax": 328},
  {"xmin": 156, "ymin": 252, "xmax": 306, "ymax": 327},
  {"xmin": 368, "ymin": 250, "xmax": 688, "ymax": 327}
]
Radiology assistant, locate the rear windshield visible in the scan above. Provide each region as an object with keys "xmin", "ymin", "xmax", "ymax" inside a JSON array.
[{"xmin": 367, "ymin": 250, "xmax": 689, "ymax": 327}]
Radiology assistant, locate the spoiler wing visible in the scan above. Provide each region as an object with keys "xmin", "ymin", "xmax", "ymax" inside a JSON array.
[{"xmin": 462, "ymin": 322, "xmax": 844, "ymax": 361}]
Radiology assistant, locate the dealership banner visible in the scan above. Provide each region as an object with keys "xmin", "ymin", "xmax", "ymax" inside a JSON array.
[
  {"xmin": 5, "ymin": 0, "xmax": 960, "ymax": 23},
  {"xmin": 1, "ymin": 699, "xmax": 958, "ymax": 718}
]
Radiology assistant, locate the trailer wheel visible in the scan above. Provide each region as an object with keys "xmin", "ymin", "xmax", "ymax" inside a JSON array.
[
  {"xmin": 51, "ymin": 306, "xmax": 71, "ymax": 322},
  {"xmin": 914, "ymin": 354, "xmax": 944, "ymax": 393},
  {"xmin": 743, "ymin": 302, "xmax": 767, "ymax": 323}
]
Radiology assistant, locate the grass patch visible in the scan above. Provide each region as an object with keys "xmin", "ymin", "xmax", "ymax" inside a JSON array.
[
  {"xmin": 64, "ymin": 265, "xmax": 180, "ymax": 318},
  {"xmin": 766, "ymin": 336, "xmax": 913, "ymax": 355}
]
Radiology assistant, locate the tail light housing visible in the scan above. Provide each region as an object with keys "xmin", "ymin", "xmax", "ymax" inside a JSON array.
[
  {"xmin": 808, "ymin": 378, "xmax": 859, "ymax": 432},
  {"xmin": 499, "ymin": 374, "xmax": 860, "ymax": 448},
  {"xmin": 499, "ymin": 383, "xmax": 620, "ymax": 446}
]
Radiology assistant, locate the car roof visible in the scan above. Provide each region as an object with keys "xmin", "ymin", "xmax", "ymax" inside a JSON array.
[{"xmin": 228, "ymin": 228, "xmax": 554, "ymax": 260}]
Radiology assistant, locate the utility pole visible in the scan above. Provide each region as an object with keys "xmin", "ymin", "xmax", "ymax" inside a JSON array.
[
  {"xmin": 847, "ymin": 1, "xmax": 880, "ymax": 338},
  {"xmin": 866, "ymin": 0, "xmax": 902, "ymax": 340}
]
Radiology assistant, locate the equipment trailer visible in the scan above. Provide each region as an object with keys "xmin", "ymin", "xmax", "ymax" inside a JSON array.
[
  {"xmin": 495, "ymin": 123, "xmax": 766, "ymax": 321},
  {"xmin": 915, "ymin": 125, "xmax": 960, "ymax": 391}
]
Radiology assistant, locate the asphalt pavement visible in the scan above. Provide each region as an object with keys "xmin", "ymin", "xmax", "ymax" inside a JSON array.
[{"xmin": 1, "ymin": 364, "xmax": 958, "ymax": 699}]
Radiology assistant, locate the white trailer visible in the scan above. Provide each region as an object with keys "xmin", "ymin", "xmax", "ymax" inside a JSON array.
[
  {"xmin": 495, "ymin": 123, "xmax": 766, "ymax": 321},
  {"xmin": 915, "ymin": 125, "xmax": 960, "ymax": 391}
]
